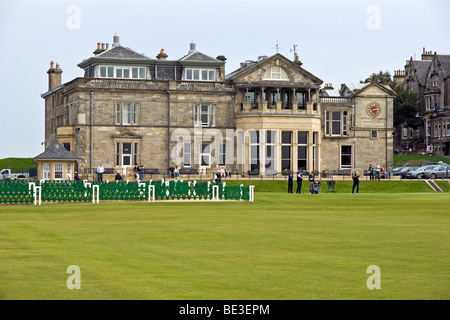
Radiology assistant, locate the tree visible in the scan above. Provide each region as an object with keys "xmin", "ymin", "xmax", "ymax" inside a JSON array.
[
  {"xmin": 376, "ymin": 70, "xmax": 394, "ymax": 87},
  {"xmin": 392, "ymin": 83, "xmax": 421, "ymax": 129},
  {"xmin": 363, "ymin": 70, "xmax": 394, "ymax": 86},
  {"xmin": 366, "ymin": 71, "xmax": 421, "ymax": 130}
]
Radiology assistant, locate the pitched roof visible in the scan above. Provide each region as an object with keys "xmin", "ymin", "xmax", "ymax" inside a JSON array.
[
  {"xmin": 97, "ymin": 45, "xmax": 150, "ymax": 59},
  {"xmin": 178, "ymin": 51, "xmax": 220, "ymax": 62},
  {"xmin": 407, "ymin": 59, "xmax": 431, "ymax": 86},
  {"xmin": 321, "ymin": 89, "xmax": 341, "ymax": 97},
  {"xmin": 339, "ymin": 82, "xmax": 369, "ymax": 96},
  {"xmin": 353, "ymin": 81, "xmax": 396, "ymax": 97},
  {"xmin": 225, "ymin": 59, "xmax": 261, "ymax": 80},
  {"xmin": 436, "ymin": 54, "xmax": 450, "ymax": 77},
  {"xmin": 33, "ymin": 140, "xmax": 81, "ymax": 161},
  {"xmin": 225, "ymin": 53, "xmax": 322, "ymax": 85},
  {"xmin": 77, "ymin": 45, "xmax": 151, "ymax": 69}
]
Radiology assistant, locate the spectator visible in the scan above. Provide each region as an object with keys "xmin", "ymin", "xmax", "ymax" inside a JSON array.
[
  {"xmin": 296, "ymin": 170, "xmax": 303, "ymax": 194},
  {"xmin": 308, "ymin": 172, "xmax": 315, "ymax": 194},
  {"xmin": 74, "ymin": 172, "xmax": 80, "ymax": 181},
  {"xmin": 215, "ymin": 170, "xmax": 222, "ymax": 183},
  {"xmin": 174, "ymin": 165, "xmax": 180, "ymax": 180},
  {"xmin": 368, "ymin": 164, "xmax": 374, "ymax": 181},
  {"xmin": 375, "ymin": 163, "xmax": 381, "ymax": 180},
  {"xmin": 65, "ymin": 170, "xmax": 72, "ymax": 181},
  {"xmin": 138, "ymin": 162, "xmax": 144, "ymax": 180},
  {"xmin": 97, "ymin": 163, "xmax": 104, "ymax": 182},
  {"xmin": 287, "ymin": 171, "xmax": 293, "ymax": 193},
  {"xmin": 115, "ymin": 171, "xmax": 122, "ymax": 182},
  {"xmin": 386, "ymin": 164, "xmax": 392, "ymax": 180},
  {"xmin": 133, "ymin": 163, "xmax": 139, "ymax": 180}
]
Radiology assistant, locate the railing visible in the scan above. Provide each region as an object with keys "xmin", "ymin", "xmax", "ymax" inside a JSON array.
[
  {"xmin": 238, "ymin": 101, "xmax": 320, "ymax": 114},
  {"xmin": 61, "ymin": 78, "xmax": 235, "ymax": 93},
  {"xmin": 0, "ymin": 180, "xmax": 253, "ymax": 205},
  {"xmin": 320, "ymin": 97, "xmax": 352, "ymax": 104}
]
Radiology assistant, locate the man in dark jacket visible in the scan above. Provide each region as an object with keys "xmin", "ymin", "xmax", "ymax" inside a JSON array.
[
  {"xmin": 287, "ymin": 171, "xmax": 294, "ymax": 193},
  {"xmin": 296, "ymin": 170, "xmax": 303, "ymax": 194},
  {"xmin": 352, "ymin": 171, "xmax": 360, "ymax": 194},
  {"xmin": 115, "ymin": 171, "xmax": 123, "ymax": 182}
]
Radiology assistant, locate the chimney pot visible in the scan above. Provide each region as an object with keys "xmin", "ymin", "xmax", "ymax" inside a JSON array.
[
  {"xmin": 156, "ymin": 48, "xmax": 168, "ymax": 60},
  {"xmin": 189, "ymin": 41, "xmax": 196, "ymax": 54},
  {"xmin": 50, "ymin": 61, "xmax": 55, "ymax": 69},
  {"xmin": 113, "ymin": 33, "xmax": 120, "ymax": 47}
]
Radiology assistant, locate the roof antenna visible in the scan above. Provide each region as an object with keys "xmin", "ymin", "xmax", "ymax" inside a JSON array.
[
  {"xmin": 272, "ymin": 39, "xmax": 282, "ymax": 53},
  {"xmin": 290, "ymin": 44, "xmax": 298, "ymax": 57}
]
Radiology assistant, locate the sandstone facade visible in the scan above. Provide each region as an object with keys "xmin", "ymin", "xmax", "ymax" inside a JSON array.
[{"xmin": 41, "ymin": 36, "xmax": 394, "ymax": 179}]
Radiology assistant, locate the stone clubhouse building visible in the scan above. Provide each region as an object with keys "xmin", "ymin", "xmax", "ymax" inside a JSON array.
[{"xmin": 40, "ymin": 34, "xmax": 394, "ymax": 180}]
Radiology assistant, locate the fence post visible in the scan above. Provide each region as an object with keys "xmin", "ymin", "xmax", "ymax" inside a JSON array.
[
  {"xmin": 28, "ymin": 182, "xmax": 36, "ymax": 205},
  {"xmin": 212, "ymin": 185, "xmax": 219, "ymax": 201},
  {"xmin": 92, "ymin": 185, "xmax": 99, "ymax": 204},
  {"xmin": 148, "ymin": 185, "xmax": 155, "ymax": 202},
  {"xmin": 35, "ymin": 186, "xmax": 42, "ymax": 206},
  {"xmin": 240, "ymin": 184, "xmax": 243, "ymax": 201},
  {"xmin": 249, "ymin": 185, "xmax": 255, "ymax": 202}
]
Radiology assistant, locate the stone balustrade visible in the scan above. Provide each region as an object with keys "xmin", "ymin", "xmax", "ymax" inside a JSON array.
[
  {"xmin": 62, "ymin": 78, "xmax": 235, "ymax": 93},
  {"xmin": 238, "ymin": 101, "xmax": 321, "ymax": 114}
]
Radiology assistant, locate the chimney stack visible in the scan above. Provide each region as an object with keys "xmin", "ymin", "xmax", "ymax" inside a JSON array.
[
  {"xmin": 112, "ymin": 33, "xmax": 120, "ymax": 47},
  {"xmin": 393, "ymin": 69, "xmax": 405, "ymax": 85},
  {"xmin": 47, "ymin": 61, "xmax": 63, "ymax": 90},
  {"xmin": 421, "ymin": 47, "xmax": 434, "ymax": 61},
  {"xmin": 156, "ymin": 48, "xmax": 168, "ymax": 60},
  {"xmin": 216, "ymin": 56, "xmax": 227, "ymax": 81},
  {"xmin": 189, "ymin": 41, "xmax": 196, "ymax": 54}
]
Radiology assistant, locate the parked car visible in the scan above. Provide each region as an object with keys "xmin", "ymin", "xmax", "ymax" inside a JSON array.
[
  {"xmin": 394, "ymin": 167, "xmax": 416, "ymax": 179},
  {"xmin": 419, "ymin": 161, "xmax": 446, "ymax": 167},
  {"xmin": 0, "ymin": 168, "xmax": 29, "ymax": 180},
  {"xmin": 406, "ymin": 165, "xmax": 440, "ymax": 179},
  {"xmin": 392, "ymin": 167, "xmax": 404, "ymax": 174},
  {"xmin": 423, "ymin": 165, "xmax": 450, "ymax": 179}
]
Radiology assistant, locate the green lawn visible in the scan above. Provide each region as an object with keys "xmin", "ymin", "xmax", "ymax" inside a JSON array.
[
  {"xmin": 0, "ymin": 158, "xmax": 36, "ymax": 173},
  {"xmin": 221, "ymin": 179, "xmax": 443, "ymax": 193},
  {"xmin": 1, "ymin": 191, "xmax": 449, "ymax": 300}
]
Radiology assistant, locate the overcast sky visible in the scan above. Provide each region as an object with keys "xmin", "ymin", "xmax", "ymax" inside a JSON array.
[{"xmin": 0, "ymin": 0, "xmax": 449, "ymax": 160}]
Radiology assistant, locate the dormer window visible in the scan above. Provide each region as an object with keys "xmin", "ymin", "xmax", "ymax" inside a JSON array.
[
  {"xmin": 185, "ymin": 68, "xmax": 215, "ymax": 81},
  {"xmin": 99, "ymin": 65, "xmax": 146, "ymax": 79},
  {"xmin": 263, "ymin": 66, "xmax": 289, "ymax": 80}
]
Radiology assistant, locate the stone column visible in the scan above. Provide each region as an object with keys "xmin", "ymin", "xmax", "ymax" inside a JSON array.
[
  {"xmin": 307, "ymin": 130, "xmax": 314, "ymax": 172},
  {"xmin": 260, "ymin": 129, "xmax": 265, "ymax": 174}
]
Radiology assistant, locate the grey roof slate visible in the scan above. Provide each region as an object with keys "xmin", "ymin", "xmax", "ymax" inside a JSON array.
[
  {"xmin": 408, "ymin": 60, "xmax": 431, "ymax": 85},
  {"xmin": 97, "ymin": 45, "xmax": 149, "ymax": 59},
  {"xmin": 225, "ymin": 61, "xmax": 258, "ymax": 80},
  {"xmin": 178, "ymin": 51, "xmax": 219, "ymax": 62},
  {"xmin": 436, "ymin": 55, "xmax": 450, "ymax": 77},
  {"xmin": 33, "ymin": 140, "xmax": 81, "ymax": 161}
]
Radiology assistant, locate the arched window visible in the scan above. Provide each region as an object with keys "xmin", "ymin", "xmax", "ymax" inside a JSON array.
[{"xmin": 263, "ymin": 66, "xmax": 289, "ymax": 80}]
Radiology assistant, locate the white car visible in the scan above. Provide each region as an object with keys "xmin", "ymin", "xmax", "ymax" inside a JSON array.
[{"xmin": 0, "ymin": 168, "xmax": 29, "ymax": 180}]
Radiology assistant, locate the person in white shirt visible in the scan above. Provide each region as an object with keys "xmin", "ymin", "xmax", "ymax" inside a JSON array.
[
  {"xmin": 375, "ymin": 163, "xmax": 381, "ymax": 180},
  {"xmin": 65, "ymin": 170, "xmax": 71, "ymax": 181},
  {"xmin": 97, "ymin": 163, "xmax": 105, "ymax": 182}
]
